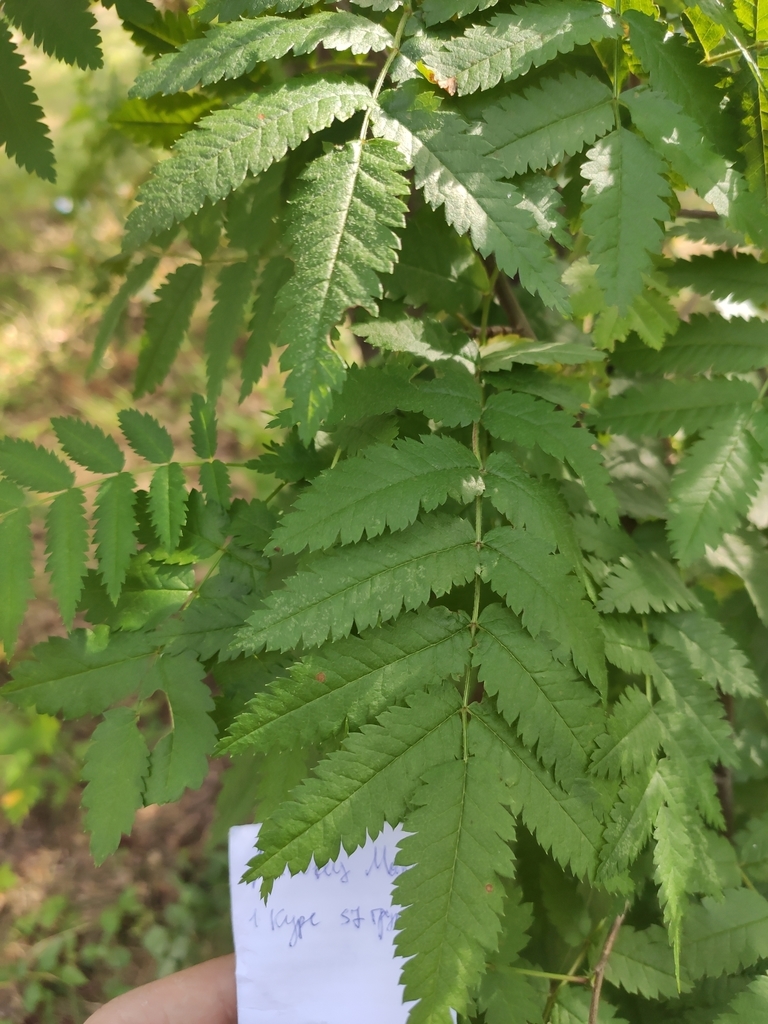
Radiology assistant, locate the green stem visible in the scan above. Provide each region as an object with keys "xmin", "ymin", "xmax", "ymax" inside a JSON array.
[
  {"xmin": 359, "ymin": 5, "xmax": 412, "ymax": 142},
  {"xmin": 509, "ymin": 967, "xmax": 589, "ymax": 984}
]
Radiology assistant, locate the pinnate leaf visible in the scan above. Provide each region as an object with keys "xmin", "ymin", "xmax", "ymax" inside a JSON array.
[
  {"xmin": 0, "ymin": 437, "xmax": 74, "ymax": 492},
  {"xmin": 483, "ymin": 71, "xmax": 614, "ymax": 176},
  {"xmin": 135, "ymin": 263, "xmax": 205, "ymax": 397},
  {"xmin": 667, "ymin": 414, "xmax": 763, "ymax": 565},
  {"xmin": 581, "ymin": 128, "xmax": 670, "ymax": 313},
  {"xmin": 247, "ymin": 687, "xmax": 462, "ymax": 891},
  {"xmin": 649, "ymin": 611, "xmax": 760, "ymax": 698},
  {"xmin": 374, "ymin": 91, "xmax": 568, "ymax": 309},
  {"xmin": 82, "ymin": 708, "xmax": 149, "ymax": 864},
  {"xmin": 144, "ymin": 654, "xmax": 217, "ymax": 804},
  {"xmin": 133, "ymin": 13, "xmax": 392, "ymax": 96},
  {"xmin": 481, "ymin": 526, "xmax": 607, "ymax": 693},
  {"xmin": 149, "ymin": 462, "xmax": 187, "ymax": 552},
  {"xmin": 220, "ymin": 607, "xmax": 471, "ymax": 755},
  {"xmin": 205, "ymin": 261, "xmax": 256, "ymax": 401},
  {"xmin": 483, "ymin": 391, "xmax": 617, "ymax": 523},
  {"xmin": 276, "ymin": 139, "xmax": 408, "ymax": 439},
  {"xmin": 394, "ymin": 721, "xmax": 516, "ymax": 1024},
  {"xmin": 2, "ymin": 627, "xmax": 157, "ymax": 717},
  {"xmin": 428, "ymin": 0, "xmax": 620, "ymax": 96},
  {"xmin": 598, "ymin": 552, "xmax": 699, "ymax": 615},
  {"xmin": 597, "ymin": 378, "xmax": 758, "ymax": 440},
  {"xmin": 474, "ymin": 603, "xmax": 602, "ymax": 783},
  {"xmin": 118, "ymin": 409, "xmax": 173, "ymax": 463},
  {"xmin": 236, "ymin": 514, "xmax": 478, "ymax": 654},
  {"xmin": 51, "ymin": 417, "xmax": 125, "ymax": 475},
  {"xmin": 45, "ymin": 487, "xmax": 89, "ymax": 627},
  {"xmin": 124, "ymin": 77, "xmax": 371, "ymax": 248},
  {"xmin": 4, "ymin": 0, "xmax": 102, "ymax": 70},
  {"xmin": 0, "ymin": 21, "xmax": 55, "ymax": 181},
  {"xmin": 271, "ymin": 434, "xmax": 479, "ymax": 554},
  {"xmin": 94, "ymin": 472, "xmax": 138, "ymax": 602},
  {"xmin": 0, "ymin": 505, "xmax": 33, "ymax": 657}
]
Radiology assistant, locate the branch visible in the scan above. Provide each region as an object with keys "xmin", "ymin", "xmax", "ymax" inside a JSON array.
[
  {"xmin": 482, "ymin": 255, "xmax": 537, "ymax": 339},
  {"xmin": 588, "ymin": 905, "xmax": 629, "ymax": 1024}
]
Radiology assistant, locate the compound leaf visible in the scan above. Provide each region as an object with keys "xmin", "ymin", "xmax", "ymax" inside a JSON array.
[
  {"xmin": 271, "ymin": 434, "xmax": 479, "ymax": 554},
  {"xmin": 148, "ymin": 462, "xmax": 187, "ymax": 552},
  {"xmin": 118, "ymin": 409, "xmax": 173, "ymax": 463},
  {"xmin": 0, "ymin": 21, "xmax": 55, "ymax": 180},
  {"xmin": 0, "ymin": 437, "xmax": 74, "ymax": 492},
  {"xmin": 394, "ymin": 719, "xmax": 516, "ymax": 1024},
  {"xmin": 51, "ymin": 417, "xmax": 125, "ymax": 475},
  {"xmin": 220, "ymin": 607, "xmax": 471, "ymax": 755},
  {"xmin": 124, "ymin": 77, "xmax": 371, "ymax": 248},
  {"xmin": 45, "ymin": 487, "xmax": 89, "ymax": 627},
  {"xmin": 94, "ymin": 471, "xmax": 138, "ymax": 603},
  {"xmin": 581, "ymin": 128, "xmax": 670, "ymax": 313},
  {"xmin": 81, "ymin": 707, "xmax": 149, "ymax": 864},
  {"xmin": 135, "ymin": 263, "xmax": 205, "ymax": 397},
  {"xmin": 247, "ymin": 687, "xmax": 462, "ymax": 890},
  {"xmin": 144, "ymin": 654, "xmax": 217, "ymax": 804},
  {"xmin": 4, "ymin": 0, "xmax": 102, "ymax": 70},
  {"xmin": 235, "ymin": 513, "xmax": 478, "ymax": 653}
]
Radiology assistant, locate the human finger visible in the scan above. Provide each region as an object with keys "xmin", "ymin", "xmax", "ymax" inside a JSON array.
[{"xmin": 84, "ymin": 953, "xmax": 237, "ymax": 1024}]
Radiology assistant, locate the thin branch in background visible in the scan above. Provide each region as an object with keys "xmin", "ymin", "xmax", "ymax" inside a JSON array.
[
  {"xmin": 588, "ymin": 905, "xmax": 629, "ymax": 1024},
  {"xmin": 482, "ymin": 255, "xmax": 537, "ymax": 339},
  {"xmin": 677, "ymin": 209, "xmax": 720, "ymax": 219}
]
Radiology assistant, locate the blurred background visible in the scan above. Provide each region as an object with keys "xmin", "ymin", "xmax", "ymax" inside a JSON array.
[{"xmin": 0, "ymin": 6, "xmax": 284, "ymax": 1020}]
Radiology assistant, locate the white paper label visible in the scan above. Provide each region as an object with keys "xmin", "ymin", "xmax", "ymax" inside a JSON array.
[{"xmin": 228, "ymin": 823, "xmax": 414, "ymax": 1024}]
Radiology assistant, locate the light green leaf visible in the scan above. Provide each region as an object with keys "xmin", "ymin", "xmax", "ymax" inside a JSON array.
[
  {"xmin": 133, "ymin": 13, "xmax": 392, "ymax": 96},
  {"xmin": 135, "ymin": 263, "xmax": 205, "ymax": 397},
  {"xmin": 598, "ymin": 765, "xmax": 665, "ymax": 882},
  {"xmin": 427, "ymin": 0, "xmax": 620, "ymax": 95},
  {"xmin": 144, "ymin": 654, "xmax": 217, "ymax": 804},
  {"xmin": 648, "ymin": 611, "xmax": 760, "ymax": 698},
  {"xmin": 473, "ymin": 701, "xmax": 603, "ymax": 879},
  {"xmin": 189, "ymin": 393, "xmax": 217, "ymax": 460},
  {"xmin": 713, "ymin": 974, "xmax": 768, "ymax": 1022},
  {"xmin": 581, "ymin": 128, "xmax": 670, "ymax": 313},
  {"xmin": 118, "ymin": 409, "xmax": 173, "ymax": 463},
  {"xmin": 483, "ymin": 71, "xmax": 614, "ymax": 176},
  {"xmin": 0, "ymin": 20, "xmax": 55, "ymax": 181},
  {"xmin": 598, "ymin": 551, "xmax": 700, "ymax": 615},
  {"xmin": 81, "ymin": 707, "xmax": 149, "ymax": 864},
  {"xmin": 199, "ymin": 459, "xmax": 231, "ymax": 509},
  {"xmin": 605, "ymin": 924, "xmax": 684, "ymax": 999},
  {"xmin": 682, "ymin": 887, "xmax": 768, "ymax": 979},
  {"xmin": 600, "ymin": 615, "xmax": 659, "ymax": 679},
  {"xmin": 124, "ymin": 77, "xmax": 371, "ymax": 248},
  {"xmin": 474, "ymin": 603, "xmax": 602, "ymax": 783},
  {"xmin": 271, "ymin": 434, "xmax": 479, "ymax": 554},
  {"xmin": 481, "ymin": 526, "xmax": 606, "ymax": 693},
  {"xmin": 148, "ymin": 463, "xmax": 188, "ymax": 551},
  {"xmin": 247, "ymin": 687, "xmax": 462, "ymax": 890},
  {"xmin": 45, "ymin": 487, "xmax": 89, "ymax": 627},
  {"xmin": 667, "ymin": 414, "xmax": 763, "ymax": 565},
  {"xmin": 597, "ymin": 378, "xmax": 758, "ymax": 440},
  {"xmin": 1, "ymin": 627, "xmax": 158, "ymax": 717},
  {"xmin": 221, "ymin": 607, "xmax": 470, "ymax": 755},
  {"xmin": 590, "ymin": 687, "xmax": 662, "ymax": 780},
  {"xmin": 276, "ymin": 139, "xmax": 408, "ymax": 440},
  {"xmin": 94, "ymin": 471, "xmax": 138, "ymax": 603},
  {"xmin": 235, "ymin": 513, "xmax": 478, "ymax": 653},
  {"xmin": 51, "ymin": 417, "xmax": 125, "ymax": 475},
  {"xmin": 394, "ymin": 719, "xmax": 516, "ymax": 1024},
  {"xmin": 0, "ymin": 437, "xmax": 74, "ymax": 492},
  {"xmin": 373, "ymin": 89, "xmax": 568, "ymax": 309},
  {"xmin": 484, "ymin": 390, "xmax": 617, "ymax": 523},
  {"xmin": 614, "ymin": 314, "xmax": 768, "ymax": 376},
  {"xmin": 664, "ymin": 252, "xmax": 768, "ymax": 307}
]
